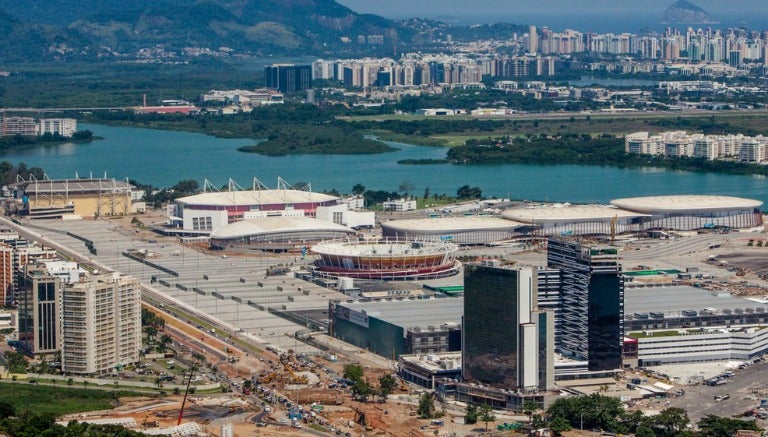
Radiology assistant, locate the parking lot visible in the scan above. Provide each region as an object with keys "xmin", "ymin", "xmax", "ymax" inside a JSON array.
[{"xmin": 27, "ymin": 219, "xmax": 349, "ymax": 354}]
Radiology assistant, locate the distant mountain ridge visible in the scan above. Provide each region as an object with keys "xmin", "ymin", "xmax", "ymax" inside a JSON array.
[
  {"xmin": 0, "ymin": 0, "xmax": 405, "ymax": 60},
  {"xmin": 0, "ymin": 0, "xmax": 530, "ymax": 62},
  {"xmin": 663, "ymin": 0, "xmax": 715, "ymax": 24}
]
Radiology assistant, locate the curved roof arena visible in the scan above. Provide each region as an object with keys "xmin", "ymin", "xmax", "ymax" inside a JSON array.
[
  {"xmin": 610, "ymin": 195, "xmax": 763, "ymax": 214},
  {"xmin": 382, "ymin": 216, "xmax": 523, "ymax": 233},
  {"xmin": 210, "ymin": 217, "xmax": 354, "ymax": 240},
  {"xmin": 502, "ymin": 204, "xmax": 646, "ymax": 223},
  {"xmin": 177, "ymin": 189, "xmax": 339, "ymax": 207}
]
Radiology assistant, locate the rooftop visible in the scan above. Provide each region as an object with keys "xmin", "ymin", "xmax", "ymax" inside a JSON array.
[
  {"xmin": 336, "ymin": 297, "xmax": 463, "ymax": 330},
  {"xmin": 177, "ymin": 189, "xmax": 338, "ymax": 207},
  {"xmin": 610, "ymin": 195, "xmax": 763, "ymax": 213},
  {"xmin": 22, "ymin": 178, "xmax": 133, "ymax": 194},
  {"xmin": 502, "ymin": 203, "xmax": 645, "ymax": 223},
  {"xmin": 382, "ymin": 216, "xmax": 523, "ymax": 232},
  {"xmin": 312, "ymin": 239, "xmax": 458, "ymax": 257},
  {"xmin": 211, "ymin": 217, "xmax": 354, "ymax": 239},
  {"xmin": 625, "ymin": 285, "xmax": 768, "ymax": 318}
]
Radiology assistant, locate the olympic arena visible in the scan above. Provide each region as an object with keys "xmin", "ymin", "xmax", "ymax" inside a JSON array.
[
  {"xmin": 610, "ymin": 195, "xmax": 763, "ymax": 230},
  {"xmin": 168, "ymin": 179, "xmax": 340, "ymax": 234},
  {"xmin": 209, "ymin": 217, "xmax": 357, "ymax": 250},
  {"xmin": 311, "ymin": 239, "xmax": 461, "ymax": 280},
  {"xmin": 381, "ymin": 216, "xmax": 523, "ymax": 245},
  {"xmin": 501, "ymin": 204, "xmax": 649, "ymax": 236}
]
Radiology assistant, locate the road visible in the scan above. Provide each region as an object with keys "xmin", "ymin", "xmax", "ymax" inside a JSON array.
[{"xmin": 669, "ymin": 360, "xmax": 768, "ymax": 421}]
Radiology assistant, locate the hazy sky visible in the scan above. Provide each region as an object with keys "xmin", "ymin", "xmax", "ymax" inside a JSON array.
[{"xmin": 335, "ymin": 0, "xmax": 767, "ymax": 20}]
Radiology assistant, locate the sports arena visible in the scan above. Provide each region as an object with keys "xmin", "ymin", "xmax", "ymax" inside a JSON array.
[
  {"xmin": 168, "ymin": 179, "xmax": 340, "ymax": 234},
  {"xmin": 610, "ymin": 195, "xmax": 764, "ymax": 230},
  {"xmin": 501, "ymin": 204, "xmax": 648, "ymax": 236},
  {"xmin": 209, "ymin": 217, "xmax": 357, "ymax": 250},
  {"xmin": 311, "ymin": 239, "xmax": 460, "ymax": 280},
  {"xmin": 381, "ymin": 217, "xmax": 523, "ymax": 245}
]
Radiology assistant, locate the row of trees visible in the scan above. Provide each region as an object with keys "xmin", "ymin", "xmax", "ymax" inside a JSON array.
[
  {"xmin": 543, "ymin": 393, "xmax": 761, "ymax": 437},
  {"xmin": 0, "ymin": 402, "xmax": 144, "ymax": 437}
]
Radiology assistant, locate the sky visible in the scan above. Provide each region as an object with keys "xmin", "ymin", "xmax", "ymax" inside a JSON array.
[{"xmin": 335, "ymin": 0, "xmax": 767, "ymax": 21}]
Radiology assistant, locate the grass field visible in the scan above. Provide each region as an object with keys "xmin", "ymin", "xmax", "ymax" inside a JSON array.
[{"xmin": 0, "ymin": 382, "xmax": 143, "ymax": 416}]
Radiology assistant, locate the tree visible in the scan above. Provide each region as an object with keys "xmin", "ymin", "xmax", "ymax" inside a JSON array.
[
  {"xmin": 67, "ymin": 378, "xmax": 74, "ymax": 386},
  {"xmin": 522, "ymin": 399, "xmax": 538, "ymax": 423},
  {"xmin": 417, "ymin": 392, "xmax": 434, "ymax": 419},
  {"xmin": 456, "ymin": 185, "xmax": 482, "ymax": 199},
  {"xmin": 423, "ymin": 186, "xmax": 430, "ymax": 199},
  {"xmin": 3, "ymin": 351, "xmax": 27, "ymax": 373},
  {"xmin": 343, "ymin": 364, "xmax": 364, "ymax": 382},
  {"xmin": 352, "ymin": 379, "xmax": 372, "ymax": 402},
  {"xmin": 654, "ymin": 407, "xmax": 690, "ymax": 437},
  {"xmin": 171, "ymin": 179, "xmax": 199, "ymax": 194},
  {"xmin": 479, "ymin": 404, "xmax": 496, "ymax": 431},
  {"xmin": 351, "ymin": 184, "xmax": 365, "ymax": 195},
  {"xmin": 550, "ymin": 416, "xmax": 572, "ymax": 435},
  {"xmin": 636, "ymin": 425, "xmax": 655, "ymax": 437},
  {"xmin": 697, "ymin": 414, "xmax": 761, "ymax": 437},
  {"xmin": 465, "ymin": 403, "xmax": 478, "ymax": 425},
  {"xmin": 398, "ymin": 180, "xmax": 415, "ymax": 197},
  {"xmin": 378, "ymin": 374, "xmax": 397, "ymax": 400}
]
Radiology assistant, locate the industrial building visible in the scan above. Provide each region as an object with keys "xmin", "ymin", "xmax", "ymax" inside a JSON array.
[
  {"xmin": 209, "ymin": 217, "xmax": 357, "ymax": 250},
  {"xmin": 16, "ymin": 178, "xmax": 135, "ymax": 219},
  {"xmin": 381, "ymin": 216, "xmax": 523, "ymax": 245},
  {"xmin": 312, "ymin": 239, "xmax": 460, "ymax": 280},
  {"xmin": 329, "ymin": 298, "xmax": 463, "ymax": 358},
  {"xmin": 168, "ymin": 179, "xmax": 340, "ymax": 235},
  {"xmin": 547, "ymin": 238, "xmax": 624, "ymax": 371}
]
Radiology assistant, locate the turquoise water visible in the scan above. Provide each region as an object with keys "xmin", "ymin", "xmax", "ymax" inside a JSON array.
[{"xmin": 1, "ymin": 123, "xmax": 766, "ymax": 205}]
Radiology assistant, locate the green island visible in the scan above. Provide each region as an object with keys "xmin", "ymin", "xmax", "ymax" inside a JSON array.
[{"xmin": 0, "ymin": 130, "xmax": 95, "ymax": 153}]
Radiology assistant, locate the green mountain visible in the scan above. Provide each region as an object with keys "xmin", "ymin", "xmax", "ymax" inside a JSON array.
[{"xmin": 0, "ymin": 0, "xmax": 405, "ymax": 60}]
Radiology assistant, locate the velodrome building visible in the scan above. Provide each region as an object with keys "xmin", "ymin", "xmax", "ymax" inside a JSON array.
[{"xmin": 501, "ymin": 204, "xmax": 648, "ymax": 236}]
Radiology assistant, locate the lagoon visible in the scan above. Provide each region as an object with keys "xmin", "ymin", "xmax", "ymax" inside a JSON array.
[{"xmin": 1, "ymin": 123, "xmax": 766, "ymax": 205}]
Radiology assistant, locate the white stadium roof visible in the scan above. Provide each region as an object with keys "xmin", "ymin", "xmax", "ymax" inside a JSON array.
[
  {"xmin": 210, "ymin": 217, "xmax": 354, "ymax": 239},
  {"xmin": 502, "ymin": 204, "xmax": 647, "ymax": 223},
  {"xmin": 382, "ymin": 216, "xmax": 523, "ymax": 233},
  {"xmin": 176, "ymin": 189, "xmax": 338, "ymax": 207},
  {"xmin": 312, "ymin": 239, "xmax": 458, "ymax": 257},
  {"xmin": 610, "ymin": 195, "xmax": 763, "ymax": 214}
]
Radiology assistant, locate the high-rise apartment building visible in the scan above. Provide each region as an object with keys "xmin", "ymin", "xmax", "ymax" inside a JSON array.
[
  {"xmin": 264, "ymin": 64, "xmax": 312, "ymax": 93},
  {"xmin": 547, "ymin": 238, "xmax": 624, "ymax": 371},
  {"xmin": 462, "ymin": 262, "xmax": 553, "ymax": 392},
  {"xmin": 62, "ymin": 273, "xmax": 141, "ymax": 375},
  {"xmin": 528, "ymin": 25, "xmax": 538, "ymax": 55},
  {"xmin": 17, "ymin": 263, "xmax": 62, "ymax": 358}
]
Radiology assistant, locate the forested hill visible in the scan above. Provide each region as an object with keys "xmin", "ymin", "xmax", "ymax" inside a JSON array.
[{"xmin": 0, "ymin": 0, "xmax": 404, "ymax": 60}]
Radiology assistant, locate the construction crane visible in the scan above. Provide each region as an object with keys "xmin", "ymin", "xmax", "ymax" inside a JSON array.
[{"xmin": 176, "ymin": 366, "xmax": 196, "ymax": 426}]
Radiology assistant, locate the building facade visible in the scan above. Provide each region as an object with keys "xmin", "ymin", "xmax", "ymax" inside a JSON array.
[
  {"xmin": 547, "ymin": 238, "xmax": 624, "ymax": 371},
  {"xmin": 264, "ymin": 64, "xmax": 312, "ymax": 93},
  {"xmin": 17, "ymin": 264, "xmax": 62, "ymax": 358},
  {"xmin": 462, "ymin": 262, "xmax": 553, "ymax": 392},
  {"xmin": 61, "ymin": 274, "xmax": 142, "ymax": 375}
]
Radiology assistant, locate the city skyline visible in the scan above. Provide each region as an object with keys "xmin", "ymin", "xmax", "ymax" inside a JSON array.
[{"xmin": 335, "ymin": 0, "xmax": 767, "ymax": 19}]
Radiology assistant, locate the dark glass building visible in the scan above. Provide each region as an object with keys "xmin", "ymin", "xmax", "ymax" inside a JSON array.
[
  {"xmin": 264, "ymin": 64, "xmax": 312, "ymax": 94},
  {"xmin": 547, "ymin": 238, "xmax": 624, "ymax": 371},
  {"xmin": 17, "ymin": 264, "xmax": 61, "ymax": 357},
  {"xmin": 462, "ymin": 262, "xmax": 552, "ymax": 391}
]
